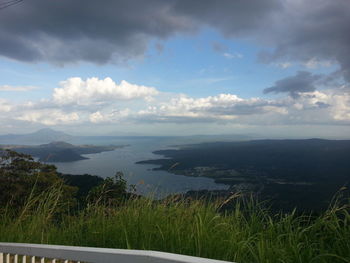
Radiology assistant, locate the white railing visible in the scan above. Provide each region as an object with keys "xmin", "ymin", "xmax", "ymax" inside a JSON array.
[{"xmin": 0, "ymin": 243, "xmax": 234, "ymax": 263}]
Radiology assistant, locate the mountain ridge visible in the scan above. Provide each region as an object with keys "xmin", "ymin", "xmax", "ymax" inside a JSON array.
[{"xmin": 0, "ymin": 128, "xmax": 73, "ymax": 144}]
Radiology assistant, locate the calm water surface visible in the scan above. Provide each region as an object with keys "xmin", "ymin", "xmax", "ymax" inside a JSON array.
[{"xmin": 53, "ymin": 137, "xmax": 228, "ymax": 197}]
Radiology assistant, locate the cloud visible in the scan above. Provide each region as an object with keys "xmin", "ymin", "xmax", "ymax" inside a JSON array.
[
  {"xmin": 53, "ymin": 77, "xmax": 159, "ymax": 105},
  {"xmin": 172, "ymin": 0, "xmax": 281, "ymax": 36},
  {"xmin": 290, "ymin": 90, "xmax": 350, "ymax": 123},
  {"xmin": 0, "ymin": 89, "xmax": 349, "ymax": 130},
  {"xmin": 0, "ymin": 0, "xmax": 194, "ymax": 64},
  {"xmin": 304, "ymin": 58, "xmax": 333, "ymax": 69},
  {"xmin": 212, "ymin": 42, "xmax": 243, "ymax": 59},
  {"xmin": 264, "ymin": 71, "xmax": 323, "ymax": 98},
  {"xmin": 0, "ymin": 0, "xmax": 279, "ymax": 64},
  {"xmin": 89, "ymin": 109, "xmax": 130, "ymax": 123},
  {"xmin": 0, "ymin": 85, "xmax": 37, "ymax": 92},
  {"xmin": 1, "ymin": 0, "xmax": 349, "ymax": 85},
  {"xmin": 134, "ymin": 88, "xmax": 350, "ymax": 126},
  {"xmin": 223, "ymin": 52, "xmax": 243, "ymax": 59},
  {"xmin": 89, "ymin": 111, "xmax": 105, "ymax": 124},
  {"xmin": 274, "ymin": 62, "xmax": 292, "ymax": 69},
  {"xmin": 0, "ymin": 99, "xmax": 12, "ymax": 112},
  {"xmin": 137, "ymin": 93, "xmax": 288, "ymax": 123},
  {"xmin": 17, "ymin": 109, "xmax": 80, "ymax": 126},
  {"xmin": 257, "ymin": 0, "xmax": 350, "ymax": 82},
  {"xmin": 1, "ymin": 76, "xmax": 350, "ymax": 131}
]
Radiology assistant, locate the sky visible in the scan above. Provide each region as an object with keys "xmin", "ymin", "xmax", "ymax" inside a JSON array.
[{"xmin": 0, "ymin": 0, "xmax": 350, "ymax": 138}]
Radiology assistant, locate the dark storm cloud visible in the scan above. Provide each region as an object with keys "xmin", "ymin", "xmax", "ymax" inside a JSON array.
[
  {"xmin": 264, "ymin": 71, "xmax": 323, "ymax": 98},
  {"xmin": 1, "ymin": 0, "xmax": 350, "ymax": 83},
  {"xmin": 0, "ymin": 0, "xmax": 280, "ymax": 64},
  {"xmin": 172, "ymin": 0, "xmax": 282, "ymax": 36},
  {"xmin": 258, "ymin": 0, "xmax": 350, "ymax": 82},
  {"xmin": 0, "ymin": 0, "xmax": 194, "ymax": 64}
]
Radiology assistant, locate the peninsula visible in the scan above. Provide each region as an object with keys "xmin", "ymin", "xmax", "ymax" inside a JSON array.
[{"xmin": 1, "ymin": 141, "xmax": 127, "ymax": 162}]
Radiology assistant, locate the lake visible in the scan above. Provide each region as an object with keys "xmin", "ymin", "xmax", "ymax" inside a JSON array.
[{"xmin": 53, "ymin": 136, "xmax": 228, "ymax": 197}]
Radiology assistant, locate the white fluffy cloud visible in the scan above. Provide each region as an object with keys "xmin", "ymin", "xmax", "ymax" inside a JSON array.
[
  {"xmin": 299, "ymin": 90, "xmax": 350, "ymax": 122},
  {"xmin": 138, "ymin": 93, "xmax": 288, "ymax": 122},
  {"xmin": 53, "ymin": 77, "xmax": 159, "ymax": 105},
  {"xmin": 135, "ymin": 89, "xmax": 350, "ymax": 125},
  {"xmin": 89, "ymin": 111, "xmax": 105, "ymax": 123},
  {"xmin": 89, "ymin": 109, "xmax": 131, "ymax": 123},
  {"xmin": 17, "ymin": 110, "xmax": 80, "ymax": 126},
  {"xmin": 1, "ymin": 77, "xmax": 350, "ymax": 133},
  {"xmin": 0, "ymin": 99, "xmax": 12, "ymax": 112}
]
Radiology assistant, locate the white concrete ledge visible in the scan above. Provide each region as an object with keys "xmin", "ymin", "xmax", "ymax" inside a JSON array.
[{"xmin": 0, "ymin": 243, "xmax": 234, "ymax": 263}]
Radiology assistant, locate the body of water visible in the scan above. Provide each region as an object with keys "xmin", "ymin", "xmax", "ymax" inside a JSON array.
[{"xmin": 53, "ymin": 137, "xmax": 228, "ymax": 197}]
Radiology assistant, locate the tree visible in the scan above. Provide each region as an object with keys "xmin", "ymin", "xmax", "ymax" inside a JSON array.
[
  {"xmin": 87, "ymin": 171, "xmax": 133, "ymax": 205},
  {"xmin": 0, "ymin": 149, "xmax": 77, "ymax": 209}
]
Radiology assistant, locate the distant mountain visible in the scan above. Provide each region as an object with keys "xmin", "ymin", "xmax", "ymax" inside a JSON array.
[
  {"xmin": 27, "ymin": 128, "xmax": 72, "ymax": 142},
  {"xmin": 0, "ymin": 128, "xmax": 73, "ymax": 144}
]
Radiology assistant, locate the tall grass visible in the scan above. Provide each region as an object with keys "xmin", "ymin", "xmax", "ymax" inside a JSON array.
[{"xmin": 1, "ymin": 187, "xmax": 349, "ymax": 263}]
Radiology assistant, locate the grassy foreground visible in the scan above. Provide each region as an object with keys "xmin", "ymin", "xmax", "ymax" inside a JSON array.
[{"xmin": 1, "ymin": 187, "xmax": 349, "ymax": 263}]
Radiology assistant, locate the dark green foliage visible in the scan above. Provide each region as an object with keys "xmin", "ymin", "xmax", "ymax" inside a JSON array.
[
  {"xmin": 60, "ymin": 173, "xmax": 104, "ymax": 203},
  {"xmin": 0, "ymin": 149, "xmax": 131, "ymax": 212},
  {"xmin": 0, "ymin": 149, "xmax": 77, "ymax": 210},
  {"xmin": 87, "ymin": 171, "xmax": 135, "ymax": 205},
  {"xmin": 0, "ymin": 190, "xmax": 349, "ymax": 263}
]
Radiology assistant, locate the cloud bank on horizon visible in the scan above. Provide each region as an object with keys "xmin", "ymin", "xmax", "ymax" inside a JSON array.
[{"xmin": 0, "ymin": 0, "xmax": 349, "ymax": 136}]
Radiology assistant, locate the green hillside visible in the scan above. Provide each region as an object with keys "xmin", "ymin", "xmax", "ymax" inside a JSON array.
[{"xmin": 0, "ymin": 150, "xmax": 349, "ymax": 263}]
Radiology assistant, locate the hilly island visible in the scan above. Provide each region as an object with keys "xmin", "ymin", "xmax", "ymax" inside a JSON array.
[
  {"xmin": 138, "ymin": 139, "xmax": 350, "ymax": 211},
  {"xmin": 1, "ymin": 141, "xmax": 126, "ymax": 162}
]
